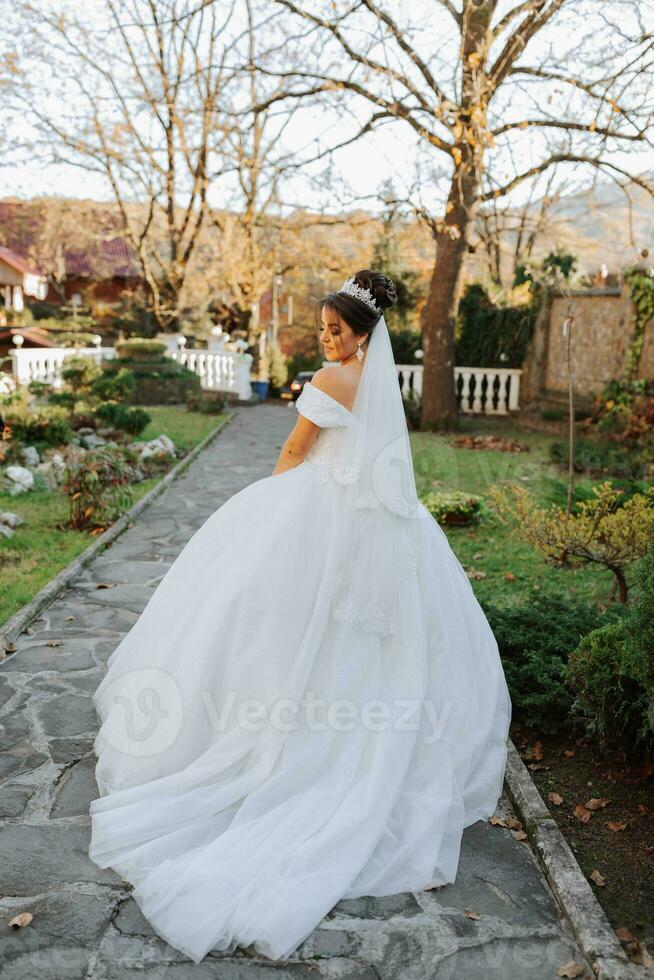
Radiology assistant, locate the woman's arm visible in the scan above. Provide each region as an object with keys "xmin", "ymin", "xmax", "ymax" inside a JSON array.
[{"xmin": 272, "ymin": 414, "xmax": 320, "ymax": 475}]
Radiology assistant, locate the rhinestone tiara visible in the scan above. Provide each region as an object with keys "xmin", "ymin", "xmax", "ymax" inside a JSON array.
[{"xmin": 338, "ymin": 276, "xmax": 379, "ymax": 312}]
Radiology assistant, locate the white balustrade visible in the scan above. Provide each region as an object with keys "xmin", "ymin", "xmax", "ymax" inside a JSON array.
[
  {"xmin": 170, "ymin": 349, "xmax": 253, "ymax": 401},
  {"xmin": 454, "ymin": 366, "xmax": 522, "ymax": 415},
  {"xmin": 9, "ymin": 345, "xmax": 517, "ymax": 415},
  {"xmin": 395, "ymin": 364, "xmax": 521, "ymax": 415},
  {"xmin": 10, "ymin": 347, "xmax": 116, "ymax": 388}
]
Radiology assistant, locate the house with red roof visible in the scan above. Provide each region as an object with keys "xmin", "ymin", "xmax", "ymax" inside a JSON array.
[{"xmin": 0, "ymin": 246, "xmax": 48, "ymax": 313}]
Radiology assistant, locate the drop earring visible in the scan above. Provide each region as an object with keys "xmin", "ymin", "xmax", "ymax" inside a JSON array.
[{"xmin": 356, "ymin": 342, "xmax": 364, "ymax": 363}]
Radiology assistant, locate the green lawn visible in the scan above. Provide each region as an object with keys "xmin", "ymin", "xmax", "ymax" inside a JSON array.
[
  {"xmin": 410, "ymin": 418, "xmax": 615, "ymax": 608},
  {"xmin": 0, "ymin": 407, "xmax": 228, "ymax": 628}
]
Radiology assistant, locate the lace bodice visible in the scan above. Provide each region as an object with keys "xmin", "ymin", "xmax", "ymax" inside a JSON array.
[{"xmin": 295, "ymin": 382, "xmax": 353, "ymax": 480}]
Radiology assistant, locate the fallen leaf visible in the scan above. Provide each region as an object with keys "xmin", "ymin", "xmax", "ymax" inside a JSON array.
[
  {"xmin": 529, "ymin": 741, "xmax": 544, "ymax": 761},
  {"xmin": 9, "ymin": 912, "xmax": 33, "ymax": 929},
  {"xmin": 574, "ymin": 804, "xmax": 592, "ymax": 824},
  {"xmin": 46, "ymin": 640, "xmax": 63, "ymax": 648},
  {"xmin": 548, "ymin": 792, "xmax": 564, "ymax": 806},
  {"xmin": 95, "ymin": 583, "xmax": 114, "ymax": 590},
  {"xmin": 606, "ymin": 821, "xmax": 627, "ymax": 832},
  {"xmin": 564, "ymin": 749, "xmax": 576, "ymax": 758},
  {"xmin": 556, "ymin": 961, "xmax": 586, "ymax": 978},
  {"xmin": 506, "ymin": 817, "xmax": 523, "ymax": 830},
  {"xmin": 464, "ymin": 909, "xmax": 481, "ymax": 920},
  {"xmin": 624, "ymin": 935, "xmax": 654, "ymax": 967},
  {"xmin": 65, "ymin": 616, "xmax": 75, "ymax": 622},
  {"xmin": 511, "ymin": 829, "xmax": 528, "ymax": 842},
  {"xmin": 589, "ymin": 869, "xmax": 606, "ymax": 887},
  {"xmin": 489, "ymin": 815, "xmax": 507, "ymax": 827},
  {"xmin": 466, "ymin": 568, "xmax": 486, "ymax": 580},
  {"xmin": 504, "ymin": 572, "xmax": 516, "ymax": 582},
  {"xmin": 638, "ymin": 804, "xmax": 648, "ymax": 816},
  {"xmin": 616, "ymin": 927, "xmax": 636, "ymax": 942},
  {"xmin": 586, "ymin": 797, "xmax": 610, "ymax": 811}
]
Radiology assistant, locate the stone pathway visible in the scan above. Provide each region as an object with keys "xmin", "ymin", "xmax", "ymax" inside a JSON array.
[{"xmin": 0, "ymin": 403, "xmax": 588, "ymax": 979}]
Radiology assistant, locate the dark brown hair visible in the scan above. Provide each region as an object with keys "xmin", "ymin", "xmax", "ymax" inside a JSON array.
[{"xmin": 316, "ymin": 269, "xmax": 397, "ymax": 339}]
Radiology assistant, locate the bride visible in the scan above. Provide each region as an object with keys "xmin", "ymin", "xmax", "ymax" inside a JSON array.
[{"xmin": 89, "ymin": 269, "xmax": 512, "ymax": 964}]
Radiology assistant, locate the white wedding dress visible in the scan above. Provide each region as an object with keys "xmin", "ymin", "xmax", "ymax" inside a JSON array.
[{"xmin": 89, "ymin": 316, "xmax": 511, "ymax": 964}]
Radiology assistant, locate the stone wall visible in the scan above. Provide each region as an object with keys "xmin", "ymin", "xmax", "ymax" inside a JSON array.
[{"xmin": 522, "ymin": 287, "xmax": 654, "ymax": 404}]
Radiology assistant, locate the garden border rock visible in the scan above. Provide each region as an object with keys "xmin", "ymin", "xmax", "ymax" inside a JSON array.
[
  {"xmin": 504, "ymin": 740, "xmax": 649, "ymax": 980},
  {"xmin": 0, "ymin": 411, "xmax": 235, "ymax": 657}
]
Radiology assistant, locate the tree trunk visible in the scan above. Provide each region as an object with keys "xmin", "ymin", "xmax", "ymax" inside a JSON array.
[{"xmin": 420, "ymin": 175, "xmax": 478, "ymax": 429}]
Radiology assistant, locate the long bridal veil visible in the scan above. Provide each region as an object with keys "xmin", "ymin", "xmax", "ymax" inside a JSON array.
[{"xmin": 328, "ymin": 312, "xmax": 426, "ymax": 640}]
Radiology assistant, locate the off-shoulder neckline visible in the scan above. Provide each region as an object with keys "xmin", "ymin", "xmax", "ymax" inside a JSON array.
[{"xmin": 302, "ymin": 381, "xmax": 354, "ymax": 417}]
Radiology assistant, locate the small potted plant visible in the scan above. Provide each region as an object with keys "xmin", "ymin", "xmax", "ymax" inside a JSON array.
[{"xmin": 421, "ymin": 490, "xmax": 482, "ymax": 526}]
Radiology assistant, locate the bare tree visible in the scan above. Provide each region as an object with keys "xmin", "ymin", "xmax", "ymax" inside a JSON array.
[
  {"xmin": 475, "ymin": 170, "xmax": 567, "ymax": 289},
  {"xmin": 257, "ymin": 0, "xmax": 654, "ymax": 426},
  {"xmin": 16, "ymin": 0, "xmax": 237, "ymax": 330}
]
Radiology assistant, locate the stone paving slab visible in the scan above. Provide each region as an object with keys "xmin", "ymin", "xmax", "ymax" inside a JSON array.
[{"xmin": 0, "ymin": 403, "xmax": 589, "ymax": 979}]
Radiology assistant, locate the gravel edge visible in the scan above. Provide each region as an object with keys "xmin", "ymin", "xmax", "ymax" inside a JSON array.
[
  {"xmin": 504, "ymin": 739, "xmax": 649, "ymax": 980},
  {"xmin": 0, "ymin": 411, "xmax": 235, "ymax": 656}
]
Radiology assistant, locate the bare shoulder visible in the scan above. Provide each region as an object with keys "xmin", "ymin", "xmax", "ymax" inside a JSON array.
[{"xmin": 311, "ymin": 367, "xmax": 357, "ymax": 411}]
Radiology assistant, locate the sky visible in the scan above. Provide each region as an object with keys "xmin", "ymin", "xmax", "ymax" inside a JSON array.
[{"xmin": 1, "ymin": 0, "xmax": 653, "ymax": 216}]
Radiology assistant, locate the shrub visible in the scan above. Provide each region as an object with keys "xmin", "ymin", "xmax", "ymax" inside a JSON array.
[
  {"xmin": 94, "ymin": 401, "xmax": 151, "ymax": 435},
  {"xmin": 491, "ymin": 482, "xmax": 654, "ymax": 602},
  {"xmin": 3, "ymin": 402, "xmax": 73, "ymax": 447},
  {"xmin": 116, "ymin": 338, "xmax": 166, "ymax": 359},
  {"xmin": 566, "ymin": 622, "xmax": 650, "ymax": 750},
  {"xmin": 186, "ymin": 391, "xmax": 226, "ymax": 414},
  {"xmin": 101, "ymin": 356, "xmax": 201, "ymax": 405},
  {"xmin": 455, "ymin": 283, "xmax": 537, "ymax": 369},
  {"xmin": 421, "ymin": 490, "xmax": 482, "ymax": 526},
  {"xmin": 90, "ymin": 368, "xmax": 136, "ymax": 402},
  {"xmin": 389, "ymin": 327, "xmax": 422, "ymax": 364},
  {"xmin": 484, "ymin": 589, "xmax": 622, "ymax": 732},
  {"xmin": 63, "ymin": 445, "xmax": 137, "ymax": 530},
  {"xmin": 550, "ymin": 436, "xmax": 650, "ymax": 480}
]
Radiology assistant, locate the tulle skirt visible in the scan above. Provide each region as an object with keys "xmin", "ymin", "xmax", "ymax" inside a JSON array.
[{"xmin": 89, "ymin": 458, "xmax": 512, "ymax": 963}]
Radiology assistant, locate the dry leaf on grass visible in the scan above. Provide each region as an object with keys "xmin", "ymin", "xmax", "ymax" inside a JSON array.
[
  {"xmin": 9, "ymin": 912, "xmax": 33, "ymax": 929},
  {"xmin": 574, "ymin": 804, "xmax": 592, "ymax": 824},
  {"xmin": 556, "ymin": 960, "xmax": 586, "ymax": 978},
  {"xmin": 605, "ymin": 821, "xmax": 628, "ymax": 832},
  {"xmin": 563, "ymin": 749, "xmax": 576, "ymax": 758},
  {"xmin": 585, "ymin": 797, "xmax": 610, "ymax": 811},
  {"xmin": 589, "ymin": 869, "xmax": 606, "ymax": 887},
  {"xmin": 548, "ymin": 792, "xmax": 564, "ymax": 806}
]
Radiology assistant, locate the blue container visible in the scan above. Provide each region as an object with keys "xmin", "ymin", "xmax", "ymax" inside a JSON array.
[{"xmin": 253, "ymin": 381, "xmax": 269, "ymax": 402}]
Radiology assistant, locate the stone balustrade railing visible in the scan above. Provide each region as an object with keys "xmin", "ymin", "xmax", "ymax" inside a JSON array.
[
  {"xmin": 169, "ymin": 349, "xmax": 253, "ymax": 401},
  {"xmin": 10, "ymin": 347, "xmax": 117, "ymax": 387},
  {"xmin": 8, "ymin": 346, "xmax": 519, "ymax": 415},
  {"xmin": 396, "ymin": 364, "xmax": 522, "ymax": 415}
]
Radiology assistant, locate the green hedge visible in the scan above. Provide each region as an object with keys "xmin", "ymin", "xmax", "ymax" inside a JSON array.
[{"xmin": 455, "ymin": 284, "xmax": 537, "ymax": 368}]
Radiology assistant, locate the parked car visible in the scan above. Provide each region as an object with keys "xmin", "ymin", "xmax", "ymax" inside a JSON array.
[{"xmin": 281, "ymin": 371, "xmax": 314, "ymax": 401}]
